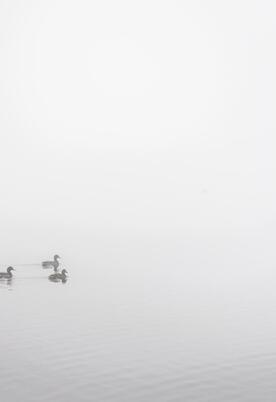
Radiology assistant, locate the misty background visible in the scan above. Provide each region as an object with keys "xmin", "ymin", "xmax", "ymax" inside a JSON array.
[
  {"xmin": 1, "ymin": 0, "xmax": 275, "ymax": 264},
  {"xmin": 1, "ymin": 2, "xmax": 276, "ymax": 401}
]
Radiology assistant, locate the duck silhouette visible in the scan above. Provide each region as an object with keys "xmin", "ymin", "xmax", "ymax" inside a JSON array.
[
  {"xmin": 0, "ymin": 266, "xmax": 15, "ymax": 279},
  {"xmin": 42, "ymin": 255, "xmax": 60, "ymax": 272},
  {"xmin": 48, "ymin": 269, "xmax": 68, "ymax": 282}
]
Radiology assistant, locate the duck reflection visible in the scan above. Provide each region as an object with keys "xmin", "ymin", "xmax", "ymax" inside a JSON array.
[{"xmin": 0, "ymin": 277, "xmax": 14, "ymax": 290}]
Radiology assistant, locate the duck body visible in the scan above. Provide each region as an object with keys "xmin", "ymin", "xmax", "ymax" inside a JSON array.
[
  {"xmin": 48, "ymin": 269, "xmax": 68, "ymax": 282},
  {"xmin": 0, "ymin": 266, "xmax": 15, "ymax": 279},
  {"xmin": 42, "ymin": 254, "xmax": 60, "ymax": 271}
]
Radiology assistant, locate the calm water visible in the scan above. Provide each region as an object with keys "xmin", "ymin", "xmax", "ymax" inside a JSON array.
[{"xmin": 1, "ymin": 237, "xmax": 276, "ymax": 402}]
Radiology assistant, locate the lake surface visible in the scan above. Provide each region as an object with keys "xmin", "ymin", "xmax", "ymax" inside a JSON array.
[{"xmin": 1, "ymin": 236, "xmax": 276, "ymax": 402}]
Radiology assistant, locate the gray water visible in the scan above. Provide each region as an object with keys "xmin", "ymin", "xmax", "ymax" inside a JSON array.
[{"xmin": 2, "ymin": 227, "xmax": 276, "ymax": 402}]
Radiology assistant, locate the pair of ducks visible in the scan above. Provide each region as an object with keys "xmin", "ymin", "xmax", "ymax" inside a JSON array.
[
  {"xmin": 42, "ymin": 254, "xmax": 68, "ymax": 282},
  {"xmin": 0, "ymin": 255, "xmax": 68, "ymax": 282}
]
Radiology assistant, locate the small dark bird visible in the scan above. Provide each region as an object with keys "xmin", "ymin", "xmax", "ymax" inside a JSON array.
[
  {"xmin": 48, "ymin": 269, "xmax": 68, "ymax": 282},
  {"xmin": 42, "ymin": 255, "xmax": 60, "ymax": 272},
  {"xmin": 0, "ymin": 266, "xmax": 15, "ymax": 279}
]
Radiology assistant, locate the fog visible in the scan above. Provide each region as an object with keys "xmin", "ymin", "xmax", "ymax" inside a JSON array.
[{"xmin": 1, "ymin": 1, "xmax": 276, "ymax": 401}]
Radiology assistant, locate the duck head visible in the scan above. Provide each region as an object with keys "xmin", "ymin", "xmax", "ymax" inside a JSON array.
[
  {"xmin": 7, "ymin": 266, "xmax": 15, "ymax": 273},
  {"xmin": 61, "ymin": 269, "xmax": 68, "ymax": 275},
  {"xmin": 54, "ymin": 254, "xmax": 60, "ymax": 260}
]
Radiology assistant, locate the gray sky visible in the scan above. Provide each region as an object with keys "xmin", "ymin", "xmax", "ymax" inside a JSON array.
[{"xmin": 0, "ymin": 1, "xmax": 275, "ymax": 262}]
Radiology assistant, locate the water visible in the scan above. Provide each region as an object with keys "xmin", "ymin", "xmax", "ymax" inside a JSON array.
[{"xmin": 1, "ymin": 236, "xmax": 276, "ymax": 402}]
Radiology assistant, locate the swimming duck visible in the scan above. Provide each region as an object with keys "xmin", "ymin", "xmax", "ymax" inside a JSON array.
[
  {"xmin": 48, "ymin": 269, "xmax": 68, "ymax": 282},
  {"xmin": 42, "ymin": 255, "xmax": 60, "ymax": 271},
  {"xmin": 0, "ymin": 266, "xmax": 15, "ymax": 279}
]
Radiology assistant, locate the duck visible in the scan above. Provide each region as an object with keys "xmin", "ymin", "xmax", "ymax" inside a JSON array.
[
  {"xmin": 42, "ymin": 255, "xmax": 60, "ymax": 271},
  {"xmin": 48, "ymin": 269, "xmax": 68, "ymax": 282},
  {"xmin": 0, "ymin": 266, "xmax": 15, "ymax": 279}
]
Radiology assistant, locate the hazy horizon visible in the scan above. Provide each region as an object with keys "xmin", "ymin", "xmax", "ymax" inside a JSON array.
[{"xmin": 1, "ymin": 1, "xmax": 276, "ymax": 401}]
